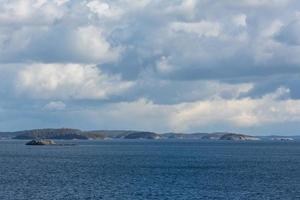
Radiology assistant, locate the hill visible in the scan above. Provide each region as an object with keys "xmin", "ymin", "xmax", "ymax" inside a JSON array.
[
  {"xmin": 13, "ymin": 128, "xmax": 87, "ymax": 140},
  {"xmin": 219, "ymin": 133, "xmax": 260, "ymax": 141},
  {"xmin": 124, "ymin": 132, "xmax": 159, "ymax": 139},
  {"xmin": 10, "ymin": 129, "xmax": 159, "ymax": 140},
  {"xmin": 0, "ymin": 128, "xmax": 297, "ymax": 141}
]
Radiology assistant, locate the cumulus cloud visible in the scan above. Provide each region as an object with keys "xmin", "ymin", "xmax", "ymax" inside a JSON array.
[
  {"xmin": 69, "ymin": 26, "xmax": 120, "ymax": 63},
  {"xmin": 49, "ymin": 87, "xmax": 300, "ymax": 133},
  {"xmin": 15, "ymin": 63, "xmax": 133, "ymax": 100},
  {"xmin": 0, "ymin": 0, "xmax": 66, "ymax": 25},
  {"xmin": 0, "ymin": 0, "xmax": 299, "ymax": 133},
  {"xmin": 170, "ymin": 21, "xmax": 222, "ymax": 37},
  {"xmin": 86, "ymin": 0, "xmax": 121, "ymax": 19},
  {"xmin": 0, "ymin": 25, "xmax": 120, "ymax": 63},
  {"xmin": 0, "ymin": 1, "xmax": 119, "ymax": 63},
  {"xmin": 0, "ymin": 0, "xmax": 299, "ymax": 75},
  {"xmin": 128, "ymin": 88, "xmax": 300, "ymax": 132},
  {"xmin": 169, "ymin": 88, "xmax": 295, "ymax": 131}
]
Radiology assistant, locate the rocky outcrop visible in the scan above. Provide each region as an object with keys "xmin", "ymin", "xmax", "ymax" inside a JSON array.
[
  {"xmin": 219, "ymin": 134, "xmax": 260, "ymax": 141},
  {"xmin": 123, "ymin": 132, "xmax": 160, "ymax": 139},
  {"xmin": 202, "ymin": 133, "xmax": 227, "ymax": 140},
  {"xmin": 271, "ymin": 137, "xmax": 294, "ymax": 141},
  {"xmin": 26, "ymin": 140, "xmax": 56, "ymax": 145},
  {"xmin": 162, "ymin": 133, "xmax": 207, "ymax": 139}
]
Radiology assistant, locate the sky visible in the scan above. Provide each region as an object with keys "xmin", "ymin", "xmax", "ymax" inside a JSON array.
[{"xmin": 0, "ymin": 0, "xmax": 300, "ymax": 135}]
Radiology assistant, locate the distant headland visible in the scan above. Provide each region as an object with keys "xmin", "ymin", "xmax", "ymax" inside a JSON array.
[{"xmin": 0, "ymin": 128, "xmax": 299, "ymax": 141}]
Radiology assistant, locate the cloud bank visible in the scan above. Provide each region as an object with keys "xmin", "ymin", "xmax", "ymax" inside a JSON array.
[{"xmin": 0, "ymin": 0, "xmax": 300, "ymax": 134}]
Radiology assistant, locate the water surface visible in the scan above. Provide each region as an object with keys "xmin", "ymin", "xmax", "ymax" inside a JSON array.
[{"xmin": 0, "ymin": 140, "xmax": 300, "ymax": 200}]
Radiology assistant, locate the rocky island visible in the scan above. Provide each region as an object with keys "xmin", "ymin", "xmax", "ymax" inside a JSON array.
[
  {"xmin": 123, "ymin": 132, "xmax": 159, "ymax": 139},
  {"xmin": 26, "ymin": 139, "xmax": 56, "ymax": 145},
  {"xmin": 271, "ymin": 137, "xmax": 294, "ymax": 141},
  {"xmin": 0, "ymin": 128, "xmax": 297, "ymax": 141},
  {"xmin": 219, "ymin": 133, "xmax": 260, "ymax": 141}
]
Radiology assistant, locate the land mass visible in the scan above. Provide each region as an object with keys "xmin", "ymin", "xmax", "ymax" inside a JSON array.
[
  {"xmin": 26, "ymin": 139, "xmax": 56, "ymax": 145},
  {"xmin": 0, "ymin": 128, "xmax": 297, "ymax": 141}
]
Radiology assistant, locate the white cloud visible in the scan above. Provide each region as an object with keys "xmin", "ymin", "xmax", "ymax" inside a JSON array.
[
  {"xmin": 233, "ymin": 14, "xmax": 247, "ymax": 27},
  {"xmin": 0, "ymin": 24, "xmax": 119, "ymax": 63},
  {"xmin": 16, "ymin": 63, "xmax": 133, "ymax": 100},
  {"xmin": 203, "ymin": 82, "xmax": 253, "ymax": 99},
  {"xmin": 63, "ymin": 87, "xmax": 300, "ymax": 132},
  {"xmin": 261, "ymin": 20, "xmax": 283, "ymax": 38},
  {"xmin": 86, "ymin": 0, "xmax": 121, "ymax": 19},
  {"xmin": 0, "ymin": 0, "xmax": 66, "ymax": 25},
  {"xmin": 181, "ymin": 0, "xmax": 197, "ymax": 11},
  {"xmin": 86, "ymin": 0, "xmax": 152, "ymax": 21},
  {"xmin": 69, "ymin": 26, "xmax": 120, "ymax": 63},
  {"xmin": 169, "ymin": 87, "xmax": 298, "ymax": 131},
  {"xmin": 0, "ymin": 2, "xmax": 119, "ymax": 63},
  {"xmin": 44, "ymin": 101, "xmax": 66, "ymax": 110},
  {"xmin": 230, "ymin": 0, "xmax": 292, "ymax": 7},
  {"xmin": 0, "ymin": 0, "xmax": 299, "ymax": 133},
  {"xmin": 135, "ymin": 89, "xmax": 297, "ymax": 131},
  {"xmin": 82, "ymin": 98, "xmax": 174, "ymax": 131},
  {"xmin": 54, "ymin": 0, "xmax": 69, "ymax": 6},
  {"xmin": 166, "ymin": 0, "xmax": 197, "ymax": 18},
  {"xmin": 171, "ymin": 21, "xmax": 222, "ymax": 37}
]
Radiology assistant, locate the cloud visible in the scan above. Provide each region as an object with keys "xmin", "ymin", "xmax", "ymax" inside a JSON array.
[
  {"xmin": 86, "ymin": 0, "xmax": 121, "ymax": 19},
  {"xmin": 108, "ymin": 87, "xmax": 300, "ymax": 132},
  {"xmin": 0, "ymin": 1, "xmax": 119, "ymax": 63},
  {"xmin": 156, "ymin": 56, "xmax": 173, "ymax": 74},
  {"xmin": 233, "ymin": 14, "xmax": 247, "ymax": 27},
  {"xmin": 275, "ymin": 18, "xmax": 300, "ymax": 46},
  {"xmin": 170, "ymin": 21, "xmax": 222, "ymax": 37},
  {"xmin": 0, "ymin": 0, "xmax": 66, "ymax": 25},
  {"xmin": 129, "ymin": 77, "xmax": 254, "ymax": 104},
  {"xmin": 0, "ymin": 0, "xmax": 299, "ymax": 133},
  {"xmin": 0, "ymin": 25, "xmax": 120, "ymax": 63},
  {"xmin": 69, "ymin": 26, "xmax": 120, "ymax": 63},
  {"xmin": 46, "ymin": 87, "xmax": 300, "ymax": 133},
  {"xmin": 237, "ymin": 0, "xmax": 291, "ymax": 7},
  {"xmin": 0, "ymin": 0, "xmax": 299, "ymax": 78},
  {"xmin": 169, "ymin": 87, "xmax": 295, "ymax": 131},
  {"xmin": 44, "ymin": 101, "xmax": 66, "ymax": 111},
  {"xmin": 15, "ymin": 63, "xmax": 133, "ymax": 100}
]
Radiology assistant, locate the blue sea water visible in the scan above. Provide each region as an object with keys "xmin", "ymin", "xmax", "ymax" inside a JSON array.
[{"xmin": 0, "ymin": 140, "xmax": 300, "ymax": 200}]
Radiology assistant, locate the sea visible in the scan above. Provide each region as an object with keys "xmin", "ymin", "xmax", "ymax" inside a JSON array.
[{"xmin": 0, "ymin": 140, "xmax": 300, "ymax": 200}]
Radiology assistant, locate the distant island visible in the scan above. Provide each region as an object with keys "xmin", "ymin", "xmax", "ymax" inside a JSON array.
[
  {"xmin": 26, "ymin": 139, "xmax": 56, "ymax": 145},
  {"xmin": 0, "ymin": 128, "xmax": 298, "ymax": 141}
]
